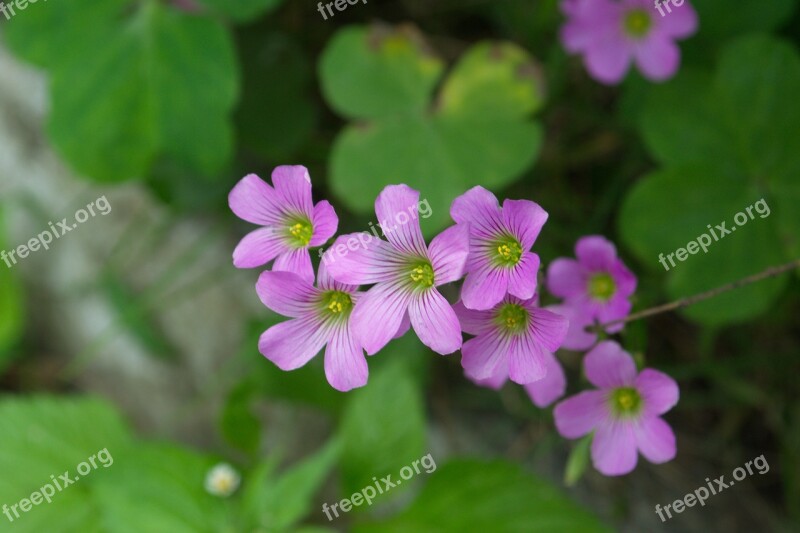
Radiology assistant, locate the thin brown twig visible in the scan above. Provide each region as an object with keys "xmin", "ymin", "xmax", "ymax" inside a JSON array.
[{"xmin": 589, "ymin": 258, "xmax": 800, "ymax": 332}]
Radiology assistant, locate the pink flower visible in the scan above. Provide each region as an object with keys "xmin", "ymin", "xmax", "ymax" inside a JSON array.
[
  {"xmin": 454, "ymin": 295, "xmax": 568, "ymax": 385},
  {"xmin": 560, "ymin": 0, "xmax": 698, "ymax": 85},
  {"xmin": 451, "ymin": 186, "xmax": 548, "ymax": 311},
  {"xmin": 554, "ymin": 341, "xmax": 679, "ymax": 476},
  {"xmin": 467, "ymin": 348, "xmax": 568, "ymax": 408},
  {"xmin": 229, "ymin": 166, "xmax": 338, "ymax": 282},
  {"xmin": 325, "ymin": 185, "xmax": 469, "ymax": 355},
  {"xmin": 546, "ymin": 235, "xmax": 637, "ymax": 334},
  {"xmin": 256, "ymin": 263, "xmax": 367, "ymax": 392}
]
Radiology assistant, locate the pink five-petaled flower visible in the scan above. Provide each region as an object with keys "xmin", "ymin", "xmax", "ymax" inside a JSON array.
[
  {"xmin": 325, "ymin": 185, "xmax": 469, "ymax": 355},
  {"xmin": 256, "ymin": 262, "xmax": 367, "ymax": 392},
  {"xmin": 554, "ymin": 341, "xmax": 679, "ymax": 476},
  {"xmin": 546, "ymin": 235, "xmax": 637, "ymax": 335},
  {"xmin": 560, "ymin": 0, "xmax": 698, "ymax": 85},
  {"xmin": 229, "ymin": 166, "xmax": 338, "ymax": 282},
  {"xmin": 451, "ymin": 186, "xmax": 548, "ymax": 311},
  {"xmin": 453, "ymin": 295, "xmax": 569, "ymax": 385},
  {"xmin": 467, "ymin": 348, "xmax": 568, "ymax": 408}
]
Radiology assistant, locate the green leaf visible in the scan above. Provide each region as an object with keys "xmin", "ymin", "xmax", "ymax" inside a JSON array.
[
  {"xmin": 0, "ymin": 396, "xmax": 133, "ymax": 532},
  {"xmin": 221, "ymin": 381, "xmax": 262, "ymax": 456},
  {"xmin": 321, "ymin": 25, "xmax": 544, "ymax": 233},
  {"xmin": 197, "ymin": 0, "xmax": 285, "ymax": 22},
  {"xmin": 94, "ymin": 443, "xmax": 231, "ymax": 533},
  {"xmin": 564, "ymin": 435, "xmax": 592, "ymax": 487},
  {"xmin": 354, "ymin": 460, "xmax": 613, "ymax": 533},
  {"xmin": 439, "ymin": 42, "xmax": 545, "ymax": 119},
  {"xmin": 0, "ymin": 209, "xmax": 24, "ymax": 367},
  {"xmin": 621, "ymin": 35, "xmax": 800, "ymax": 324},
  {"xmin": 338, "ymin": 359, "xmax": 425, "ymax": 504},
  {"xmin": 6, "ymin": 1, "xmax": 238, "ymax": 182},
  {"xmin": 620, "ymin": 167, "xmax": 786, "ymax": 325},
  {"xmin": 692, "ymin": 0, "xmax": 795, "ymax": 40},
  {"xmin": 320, "ymin": 26, "xmax": 444, "ymax": 120},
  {"xmin": 246, "ymin": 438, "xmax": 342, "ymax": 530}
]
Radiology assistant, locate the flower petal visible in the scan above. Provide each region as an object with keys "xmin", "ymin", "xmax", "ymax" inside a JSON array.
[
  {"xmin": 576, "ymin": 235, "xmax": 618, "ymax": 271},
  {"xmin": 583, "ymin": 31, "xmax": 632, "ymax": 85},
  {"xmin": 272, "ymin": 165, "xmax": 313, "ymax": 217},
  {"xmin": 232, "ymin": 227, "xmax": 288, "ymax": 269},
  {"xmin": 316, "ymin": 260, "xmax": 358, "ymax": 293},
  {"xmin": 450, "ymin": 186, "xmax": 505, "ymax": 238},
  {"xmin": 259, "ymin": 316, "xmax": 330, "ymax": 371},
  {"xmin": 633, "ymin": 34, "xmax": 680, "ymax": 82},
  {"xmin": 529, "ymin": 306, "xmax": 570, "ymax": 353},
  {"xmin": 635, "ymin": 416, "xmax": 677, "ymax": 464},
  {"xmin": 469, "ymin": 358, "xmax": 509, "ymax": 390},
  {"xmin": 548, "ymin": 304, "xmax": 597, "ymax": 351},
  {"xmin": 596, "ymin": 297, "xmax": 632, "ymax": 332},
  {"xmin": 554, "ymin": 390, "xmax": 607, "ymax": 438},
  {"xmin": 409, "ymin": 290, "xmax": 462, "ymax": 355},
  {"xmin": 452, "ymin": 300, "xmax": 494, "ymax": 336},
  {"xmin": 507, "ymin": 333, "xmax": 547, "ymax": 385},
  {"xmin": 584, "ymin": 340, "xmax": 637, "ymax": 388},
  {"xmin": 428, "ymin": 224, "xmax": 470, "ymax": 285},
  {"xmin": 393, "ymin": 312, "xmax": 411, "ymax": 340},
  {"xmin": 309, "ymin": 200, "xmax": 339, "ymax": 247},
  {"xmin": 655, "ymin": 0, "xmax": 698, "ymax": 39},
  {"xmin": 351, "ymin": 282, "xmax": 413, "ymax": 355},
  {"xmin": 461, "ymin": 331, "xmax": 509, "ymax": 381},
  {"xmin": 546, "ymin": 258, "xmax": 586, "ymax": 299},
  {"xmin": 524, "ymin": 351, "xmax": 566, "ymax": 407},
  {"xmin": 636, "ymin": 369, "xmax": 679, "ymax": 416},
  {"xmin": 229, "ymin": 173, "xmax": 283, "ymax": 226},
  {"xmin": 324, "ymin": 233, "xmax": 406, "ymax": 286},
  {"xmin": 461, "ymin": 267, "xmax": 509, "ymax": 311},
  {"xmin": 274, "ymin": 248, "xmax": 314, "ymax": 283},
  {"xmin": 611, "ymin": 259, "xmax": 638, "ymax": 298},
  {"xmin": 502, "ymin": 199, "xmax": 548, "ymax": 250},
  {"xmin": 325, "ymin": 323, "xmax": 368, "ymax": 392},
  {"xmin": 591, "ymin": 420, "xmax": 639, "ymax": 476},
  {"xmin": 507, "ymin": 252, "xmax": 540, "ymax": 302},
  {"xmin": 374, "ymin": 185, "xmax": 427, "ymax": 256},
  {"xmin": 256, "ymin": 270, "xmax": 318, "ymax": 317}
]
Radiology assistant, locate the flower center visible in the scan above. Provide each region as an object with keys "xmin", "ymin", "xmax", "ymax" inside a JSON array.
[
  {"xmin": 408, "ymin": 261, "xmax": 435, "ymax": 289},
  {"xmin": 588, "ymin": 273, "xmax": 616, "ymax": 301},
  {"xmin": 492, "ymin": 236, "xmax": 523, "ymax": 267},
  {"xmin": 624, "ymin": 10, "xmax": 651, "ymax": 38},
  {"xmin": 610, "ymin": 387, "xmax": 642, "ymax": 416},
  {"xmin": 495, "ymin": 303, "xmax": 529, "ymax": 334},
  {"xmin": 321, "ymin": 290, "xmax": 353, "ymax": 318},
  {"xmin": 287, "ymin": 218, "xmax": 313, "ymax": 247}
]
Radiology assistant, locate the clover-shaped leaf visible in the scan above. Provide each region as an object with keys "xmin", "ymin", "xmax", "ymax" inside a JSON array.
[
  {"xmin": 4, "ymin": 1, "xmax": 238, "ymax": 183},
  {"xmin": 620, "ymin": 35, "xmax": 800, "ymax": 325},
  {"xmin": 321, "ymin": 25, "xmax": 545, "ymax": 232}
]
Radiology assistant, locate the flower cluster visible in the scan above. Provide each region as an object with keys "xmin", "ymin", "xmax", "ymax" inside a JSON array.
[
  {"xmin": 560, "ymin": 0, "xmax": 698, "ymax": 84},
  {"xmin": 229, "ymin": 165, "xmax": 679, "ymax": 476}
]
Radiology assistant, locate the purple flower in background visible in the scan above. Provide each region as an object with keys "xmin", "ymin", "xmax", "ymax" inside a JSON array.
[
  {"xmin": 325, "ymin": 185, "xmax": 469, "ymax": 355},
  {"xmin": 554, "ymin": 341, "xmax": 679, "ymax": 476},
  {"xmin": 547, "ymin": 304, "xmax": 598, "ymax": 352},
  {"xmin": 546, "ymin": 235, "xmax": 636, "ymax": 333},
  {"xmin": 560, "ymin": 0, "xmax": 697, "ymax": 84},
  {"xmin": 229, "ymin": 166, "xmax": 338, "ymax": 282},
  {"xmin": 256, "ymin": 263, "xmax": 367, "ymax": 392},
  {"xmin": 454, "ymin": 295, "xmax": 568, "ymax": 385},
  {"xmin": 451, "ymin": 186, "xmax": 548, "ymax": 311}
]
